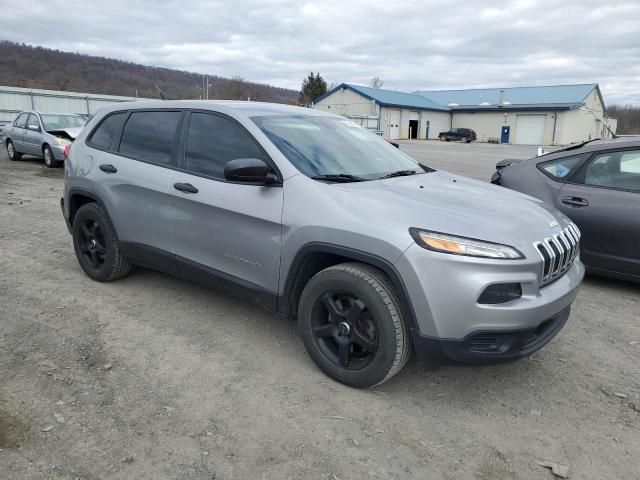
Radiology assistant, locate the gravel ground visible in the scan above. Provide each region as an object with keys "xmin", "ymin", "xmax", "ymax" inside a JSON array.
[{"xmin": 1, "ymin": 141, "xmax": 639, "ymax": 480}]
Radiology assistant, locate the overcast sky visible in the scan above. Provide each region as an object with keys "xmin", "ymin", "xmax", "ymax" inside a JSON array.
[{"xmin": 2, "ymin": 0, "xmax": 639, "ymax": 105}]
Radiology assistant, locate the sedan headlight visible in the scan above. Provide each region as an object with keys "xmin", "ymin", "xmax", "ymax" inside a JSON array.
[
  {"xmin": 53, "ymin": 137, "xmax": 71, "ymax": 146},
  {"xmin": 409, "ymin": 228, "xmax": 523, "ymax": 260}
]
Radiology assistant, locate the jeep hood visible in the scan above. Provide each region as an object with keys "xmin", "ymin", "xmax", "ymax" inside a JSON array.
[{"xmin": 330, "ymin": 171, "xmax": 567, "ymax": 247}]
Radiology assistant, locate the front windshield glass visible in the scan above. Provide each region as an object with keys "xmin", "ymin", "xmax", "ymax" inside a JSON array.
[
  {"xmin": 251, "ymin": 115, "xmax": 422, "ymax": 179},
  {"xmin": 40, "ymin": 114, "xmax": 87, "ymax": 131}
]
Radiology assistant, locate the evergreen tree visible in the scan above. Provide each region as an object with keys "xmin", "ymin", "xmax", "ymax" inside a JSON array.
[{"xmin": 299, "ymin": 72, "xmax": 328, "ymax": 105}]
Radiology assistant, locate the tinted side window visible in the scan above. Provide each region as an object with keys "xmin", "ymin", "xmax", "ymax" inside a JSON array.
[
  {"xmin": 184, "ymin": 113, "xmax": 265, "ymax": 179},
  {"xmin": 583, "ymin": 150, "xmax": 640, "ymax": 192},
  {"xmin": 538, "ymin": 154, "xmax": 587, "ymax": 180},
  {"xmin": 119, "ymin": 111, "xmax": 181, "ymax": 164},
  {"xmin": 89, "ymin": 113, "xmax": 127, "ymax": 150},
  {"xmin": 14, "ymin": 113, "xmax": 28, "ymax": 128}
]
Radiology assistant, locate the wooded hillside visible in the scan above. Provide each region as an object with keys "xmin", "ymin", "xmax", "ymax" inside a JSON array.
[
  {"xmin": 608, "ymin": 105, "xmax": 640, "ymax": 135},
  {"xmin": 0, "ymin": 41, "xmax": 298, "ymax": 104}
]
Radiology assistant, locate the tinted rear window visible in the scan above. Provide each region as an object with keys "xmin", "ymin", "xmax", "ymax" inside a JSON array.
[
  {"xmin": 119, "ymin": 111, "xmax": 181, "ymax": 164},
  {"xmin": 88, "ymin": 113, "xmax": 127, "ymax": 150}
]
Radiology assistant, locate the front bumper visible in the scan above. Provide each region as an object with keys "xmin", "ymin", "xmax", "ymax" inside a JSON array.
[
  {"xmin": 51, "ymin": 144, "xmax": 67, "ymax": 161},
  {"xmin": 411, "ymin": 305, "xmax": 571, "ymax": 365},
  {"xmin": 395, "ymin": 243, "xmax": 584, "ymax": 363}
]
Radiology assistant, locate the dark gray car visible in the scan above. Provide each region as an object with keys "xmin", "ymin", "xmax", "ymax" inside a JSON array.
[{"xmin": 491, "ymin": 138, "xmax": 640, "ymax": 282}]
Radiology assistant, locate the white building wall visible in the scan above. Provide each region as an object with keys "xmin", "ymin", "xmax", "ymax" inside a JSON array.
[
  {"xmin": 381, "ymin": 107, "xmax": 450, "ymax": 140},
  {"xmin": 0, "ymin": 85, "xmax": 148, "ymax": 125},
  {"xmin": 314, "ymin": 88, "xmax": 377, "ymax": 117},
  {"xmin": 555, "ymin": 90, "xmax": 612, "ymax": 144}
]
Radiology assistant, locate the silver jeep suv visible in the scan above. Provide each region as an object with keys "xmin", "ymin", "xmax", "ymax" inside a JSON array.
[{"xmin": 61, "ymin": 101, "xmax": 584, "ymax": 387}]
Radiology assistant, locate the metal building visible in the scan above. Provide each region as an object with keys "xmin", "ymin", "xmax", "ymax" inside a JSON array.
[
  {"xmin": 312, "ymin": 84, "xmax": 451, "ymax": 140},
  {"xmin": 314, "ymin": 83, "xmax": 617, "ymax": 145},
  {"xmin": 0, "ymin": 85, "xmax": 149, "ymax": 127}
]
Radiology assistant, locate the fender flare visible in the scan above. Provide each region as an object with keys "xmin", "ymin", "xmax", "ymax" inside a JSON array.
[
  {"xmin": 279, "ymin": 242, "xmax": 419, "ymax": 331},
  {"xmin": 67, "ymin": 187, "xmax": 119, "ymax": 240}
]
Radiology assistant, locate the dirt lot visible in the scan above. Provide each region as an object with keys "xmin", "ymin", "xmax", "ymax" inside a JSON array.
[{"xmin": 1, "ymin": 141, "xmax": 639, "ymax": 480}]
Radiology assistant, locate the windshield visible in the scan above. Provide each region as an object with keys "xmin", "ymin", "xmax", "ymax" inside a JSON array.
[
  {"xmin": 40, "ymin": 114, "xmax": 87, "ymax": 131},
  {"xmin": 251, "ymin": 115, "xmax": 422, "ymax": 180}
]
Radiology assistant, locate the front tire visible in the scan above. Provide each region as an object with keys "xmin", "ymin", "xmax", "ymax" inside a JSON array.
[
  {"xmin": 43, "ymin": 145, "xmax": 58, "ymax": 168},
  {"xmin": 460, "ymin": 136, "xmax": 468, "ymax": 143},
  {"xmin": 6, "ymin": 140, "xmax": 21, "ymax": 161},
  {"xmin": 298, "ymin": 263, "xmax": 410, "ymax": 388},
  {"xmin": 72, "ymin": 203, "xmax": 131, "ymax": 282}
]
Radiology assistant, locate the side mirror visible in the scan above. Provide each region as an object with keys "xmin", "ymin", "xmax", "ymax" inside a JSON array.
[
  {"xmin": 28, "ymin": 124, "xmax": 40, "ymax": 131},
  {"xmin": 224, "ymin": 158, "xmax": 279, "ymax": 185}
]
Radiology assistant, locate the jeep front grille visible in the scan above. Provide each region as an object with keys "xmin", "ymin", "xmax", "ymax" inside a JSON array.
[{"xmin": 534, "ymin": 224, "xmax": 580, "ymax": 285}]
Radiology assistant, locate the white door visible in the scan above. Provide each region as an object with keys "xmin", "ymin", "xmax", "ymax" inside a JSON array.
[
  {"xmin": 515, "ymin": 115, "xmax": 546, "ymax": 145},
  {"xmin": 385, "ymin": 110, "xmax": 401, "ymax": 139}
]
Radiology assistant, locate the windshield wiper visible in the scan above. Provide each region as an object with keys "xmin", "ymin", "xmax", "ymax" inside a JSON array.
[
  {"xmin": 378, "ymin": 170, "xmax": 418, "ymax": 179},
  {"xmin": 311, "ymin": 174, "xmax": 366, "ymax": 183}
]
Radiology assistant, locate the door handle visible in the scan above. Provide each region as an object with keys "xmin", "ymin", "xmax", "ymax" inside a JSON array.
[
  {"xmin": 173, "ymin": 182, "xmax": 198, "ymax": 194},
  {"xmin": 99, "ymin": 164, "xmax": 118, "ymax": 174},
  {"xmin": 561, "ymin": 196, "xmax": 589, "ymax": 207}
]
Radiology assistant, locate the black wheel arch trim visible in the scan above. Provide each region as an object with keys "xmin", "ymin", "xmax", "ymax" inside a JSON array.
[
  {"xmin": 278, "ymin": 242, "xmax": 419, "ymax": 332},
  {"xmin": 66, "ymin": 187, "xmax": 119, "ymax": 240}
]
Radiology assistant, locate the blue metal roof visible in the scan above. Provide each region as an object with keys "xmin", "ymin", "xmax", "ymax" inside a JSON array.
[
  {"xmin": 414, "ymin": 84, "xmax": 599, "ymax": 108},
  {"xmin": 314, "ymin": 83, "xmax": 450, "ymax": 111}
]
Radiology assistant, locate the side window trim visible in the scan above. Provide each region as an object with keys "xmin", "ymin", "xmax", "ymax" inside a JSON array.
[{"xmin": 175, "ymin": 108, "xmax": 282, "ymax": 185}]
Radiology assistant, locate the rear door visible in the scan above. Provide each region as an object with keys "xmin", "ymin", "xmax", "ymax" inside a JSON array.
[
  {"xmin": 89, "ymin": 109, "xmax": 182, "ymax": 272},
  {"xmin": 557, "ymin": 148, "xmax": 640, "ymax": 277},
  {"xmin": 168, "ymin": 111, "xmax": 283, "ymax": 308}
]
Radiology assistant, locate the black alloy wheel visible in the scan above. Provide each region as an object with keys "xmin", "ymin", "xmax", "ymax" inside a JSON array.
[
  {"xmin": 77, "ymin": 218, "xmax": 106, "ymax": 271},
  {"xmin": 311, "ymin": 292, "xmax": 378, "ymax": 369}
]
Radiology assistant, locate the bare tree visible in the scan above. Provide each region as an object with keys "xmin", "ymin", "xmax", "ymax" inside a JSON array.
[
  {"xmin": 369, "ymin": 76, "xmax": 384, "ymax": 89},
  {"xmin": 54, "ymin": 75, "xmax": 70, "ymax": 91}
]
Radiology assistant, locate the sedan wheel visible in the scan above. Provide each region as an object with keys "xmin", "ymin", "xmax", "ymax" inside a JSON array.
[
  {"xmin": 7, "ymin": 141, "xmax": 21, "ymax": 161},
  {"xmin": 43, "ymin": 146, "xmax": 57, "ymax": 168}
]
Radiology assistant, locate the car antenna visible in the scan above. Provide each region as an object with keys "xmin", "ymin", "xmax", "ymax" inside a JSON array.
[{"xmin": 154, "ymin": 83, "xmax": 167, "ymax": 100}]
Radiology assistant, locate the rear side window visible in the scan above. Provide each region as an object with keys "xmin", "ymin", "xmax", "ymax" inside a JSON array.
[
  {"xmin": 89, "ymin": 113, "xmax": 127, "ymax": 150},
  {"xmin": 538, "ymin": 154, "xmax": 587, "ymax": 180},
  {"xmin": 14, "ymin": 113, "xmax": 28, "ymax": 128},
  {"xmin": 119, "ymin": 111, "xmax": 181, "ymax": 165},
  {"xmin": 184, "ymin": 112, "xmax": 265, "ymax": 179}
]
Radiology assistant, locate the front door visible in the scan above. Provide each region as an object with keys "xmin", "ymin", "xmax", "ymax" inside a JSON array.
[
  {"xmin": 501, "ymin": 126, "xmax": 511, "ymax": 144},
  {"xmin": 23, "ymin": 113, "xmax": 43, "ymax": 155},
  {"xmin": 168, "ymin": 111, "xmax": 283, "ymax": 309},
  {"xmin": 557, "ymin": 148, "xmax": 640, "ymax": 277}
]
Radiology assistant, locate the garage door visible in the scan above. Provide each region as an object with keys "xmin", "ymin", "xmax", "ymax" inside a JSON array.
[
  {"xmin": 386, "ymin": 110, "xmax": 401, "ymax": 139},
  {"xmin": 515, "ymin": 115, "xmax": 546, "ymax": 145}
]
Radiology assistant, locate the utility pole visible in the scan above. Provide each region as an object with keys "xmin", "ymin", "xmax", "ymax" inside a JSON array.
[{"xmin": 205, "ymin": 75, "xmax": 209, "ymax": 100}]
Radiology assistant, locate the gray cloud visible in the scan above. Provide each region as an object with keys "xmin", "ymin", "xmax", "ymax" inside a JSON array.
[{"xmin": 2, "ymin": 0, "xmax": 639, "ymax": 104}]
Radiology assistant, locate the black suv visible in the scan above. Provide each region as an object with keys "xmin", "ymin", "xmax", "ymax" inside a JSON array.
[{"xmin": 438, "ymin": 128, "xmax": 477, "ymax": 143}]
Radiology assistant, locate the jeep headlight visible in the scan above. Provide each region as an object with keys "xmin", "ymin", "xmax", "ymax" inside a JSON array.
[{"xmin": 409, "ymin": 228, "xmax": 523, "ymax": 259}]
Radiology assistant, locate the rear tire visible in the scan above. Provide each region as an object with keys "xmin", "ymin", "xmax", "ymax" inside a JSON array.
[
  {"xmin": 298, "ymin": 262, "xmax": 410, "ymax": 388},
  {"xmin": 6, "ymin": 140, "xmax": 21, "ymax": 161},
  {"xmin": 72, "ymin": 203, "xmax": 131, "ymax": 282}
]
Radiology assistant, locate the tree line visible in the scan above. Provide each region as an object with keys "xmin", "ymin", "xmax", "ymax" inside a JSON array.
[{"xmin": 0, "ymin": 41, "xmax": 297, "ymax": 103}]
